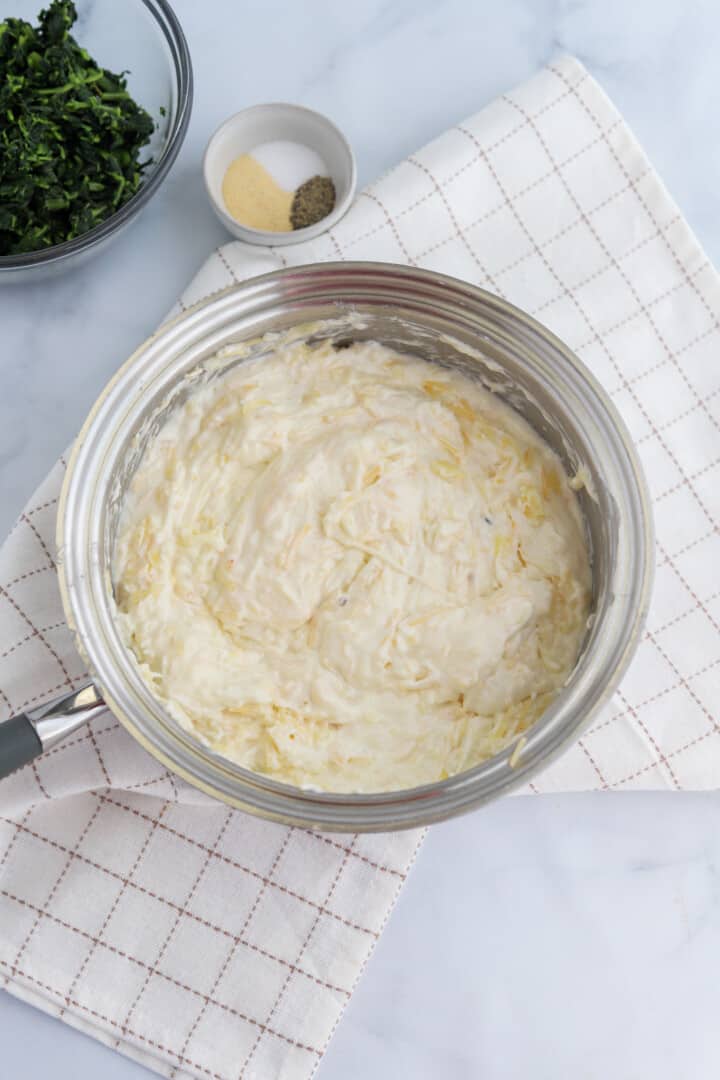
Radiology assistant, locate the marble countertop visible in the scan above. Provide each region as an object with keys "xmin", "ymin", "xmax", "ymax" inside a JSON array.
[{"xmin": 2, "ymin": 1, "xmax": 720, "ymax": 1077}]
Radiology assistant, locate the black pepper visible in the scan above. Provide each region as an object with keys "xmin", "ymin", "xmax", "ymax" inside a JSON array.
[{"xmin": 290, "ymin": 175, "xmax": 336, "ymax": 230}]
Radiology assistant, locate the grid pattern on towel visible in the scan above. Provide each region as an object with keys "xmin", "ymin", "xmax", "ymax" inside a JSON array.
[{"xmin": 1, "ymin": 54, "xmax": 719, "ymax": 1080}]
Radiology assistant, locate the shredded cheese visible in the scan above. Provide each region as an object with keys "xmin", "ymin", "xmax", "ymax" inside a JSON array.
[
  {"xmin": 113, "ymin": 339, "xmax": 591, "ymax": 793},
  {"xmin": 509, "ymin": 735, "xmax": 528, "ymax": 769}
]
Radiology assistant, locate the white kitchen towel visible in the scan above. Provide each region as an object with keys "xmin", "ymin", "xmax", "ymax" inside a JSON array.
[{"xmin": 1, "ymin": 53, "xmax": 719, "ymax": 1080}]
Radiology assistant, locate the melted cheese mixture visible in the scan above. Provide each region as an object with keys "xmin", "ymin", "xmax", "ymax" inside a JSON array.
[{"xmin": 113, "ymin": 340, "xmax": 591, "ymax": 792}]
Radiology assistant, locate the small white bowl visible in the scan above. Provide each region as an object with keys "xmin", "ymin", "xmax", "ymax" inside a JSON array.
[{"xmin": 203, "ymin": 103, "xmax": 357, "ymax": 246}]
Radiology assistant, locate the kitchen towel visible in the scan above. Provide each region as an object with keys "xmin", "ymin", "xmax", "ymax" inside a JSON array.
[{"xmin": 1, "ymin": 53, "xmax": 719, "ymax": 1080}]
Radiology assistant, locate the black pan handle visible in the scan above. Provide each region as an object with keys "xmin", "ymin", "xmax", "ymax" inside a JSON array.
[
  {"xmin": 0, "ymin": 712, "xmax": 43, "ymax": 778},
  {"xmin": 0, "ymin": 681, "xmax": 106, "ymax": 780}
]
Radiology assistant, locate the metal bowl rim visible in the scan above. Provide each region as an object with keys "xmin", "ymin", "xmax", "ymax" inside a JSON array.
[{"xmin": 57, "ymin": 261, "xmax": 655, "ymax": 830}]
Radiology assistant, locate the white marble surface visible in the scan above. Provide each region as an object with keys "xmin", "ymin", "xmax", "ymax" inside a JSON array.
[{"xmin": 2, "ymin": 0, "xmax": 720, "ymax": 1076}]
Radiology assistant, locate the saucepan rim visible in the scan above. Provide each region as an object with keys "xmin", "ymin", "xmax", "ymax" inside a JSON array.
[{"xmin": 56, "ymin": 262, "xmax": 654, "ymax": 831}]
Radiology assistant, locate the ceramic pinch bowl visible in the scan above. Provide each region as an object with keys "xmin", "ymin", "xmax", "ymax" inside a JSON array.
[{"xmin": 203, "ymin": 103, "xmax": 357, "ymax": 246}]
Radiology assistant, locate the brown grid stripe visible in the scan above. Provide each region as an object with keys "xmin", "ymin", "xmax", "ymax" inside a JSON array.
[
  {"xmin": 385, "ymin": 119, "xmax": 625, "ymax": 271},
  {"xmin": 103, "ymin": 795, "xmax": 380, "ymax": 938},
  {"xmin": 167, "ymin": 829, "xmax": 294, "ymax": 1079},
  {"xmin": 20, "ymin": 514, "xmax": 56, "ymax": 568},
  {"xmin": 616, "ymin": 688, "xmax": 682, "ymax": 790},
  {"xmin": 550, "ymin": 63, "xmax": 720, "ymax": 341},
  {"xmin": 647, "ymin": 631, "xmax": 720, "ymax": 740},
  {"xmin": 342, "ymin": 71, "xmax": 591, "ymax": 256},
  {"xmin": 0, "ymin": 958, "xmax": 229, "ymax": 1080},
  {"xmin": 313, "ymin": 827, "xmax": 425, "ymax": 1066},
  {"xmin": 0, "ymin": 888, "xmax": 323, "ymax": 1059},
  {"xmin": 238, "ymin": 839, "xmax": 356, "ymax": 1076},
  {"xmin": 302, "ymin": 831, "xmax": 406, "ymax": 880},
  {"xmin": 613, "ymin": 727, "xmax": 718, "ymax": 788},
  {"xmin": 408, "ymin": 156, "xmax": 506, "ymax": 292},
  {"xmin": 4, "ymin": 799, "xmax": 104, "ymax": 987},
  {"xmin": 0, "ymin": 586, "xmax": 73, "ymax": 690},
  {"xmin": 0, "ymin": 814, "xmax": 352, "ymax": 997},
  {"xmin": 602, "ymin": 319, "xmax": 717, "ymax": 397},
  {"xmin": 1, "ymin": 563, "xmax": 55, "ymax": 593},
  {"xmin": 532, "ymin": 220, "xmax": 698, "ymax": 327},
  {"xmin": 503, "ymin": 92, "xmax": 720, "ymax": 467},
  {"xmin": 116, "ymin": 809, "xmax": 235, "ymax": 1045},
  {"xmin": 638, "ymin": 389, "xmax": 720, "ymax": 448},
  {"xmin": 359, "ymin": 191, "xmax": 416, "ymax": 264},
  {"xmin": 655, "ymin": 457, "xmax": 720, "ymax": 504},
  {"xmin": 588, "ymin": 654, "xmax": 720, "ymax": 738},
  {"xmin": 1, "ymin": 620, "xmax": 69, "ymax": 663},
  {"xmin": 59, "ymin": 799, "xmax": 171, "ymax": 1019}
]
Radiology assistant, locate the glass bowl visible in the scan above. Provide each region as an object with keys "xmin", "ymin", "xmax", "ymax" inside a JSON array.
[
  {"xmin": 0, "ymin": 0, "xmax": 192, "ymax": 283},
  {"xmin": 57, "ymin": 263, "xmax": 655, "ymax": 832}
]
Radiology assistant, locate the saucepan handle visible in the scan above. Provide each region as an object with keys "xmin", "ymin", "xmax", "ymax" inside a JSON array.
[{"xmin": 0, "ymin": 681, "xmax": 106, "ymax": 780}]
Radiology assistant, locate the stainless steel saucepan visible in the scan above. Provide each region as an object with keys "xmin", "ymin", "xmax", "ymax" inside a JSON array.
[{"xmin": 0, "ymin": 263, "xmax": 654, "ymax": 830}]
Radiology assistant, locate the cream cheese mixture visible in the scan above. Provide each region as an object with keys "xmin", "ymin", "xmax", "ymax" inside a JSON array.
[{"xmin": 113, "ymin": 339, "xmax": 591, "ymax": 792}]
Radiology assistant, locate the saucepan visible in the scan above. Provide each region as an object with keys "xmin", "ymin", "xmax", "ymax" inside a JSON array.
[{"xmin": 0, "ymin": 263, "xmax": 654, "ymax": 830}]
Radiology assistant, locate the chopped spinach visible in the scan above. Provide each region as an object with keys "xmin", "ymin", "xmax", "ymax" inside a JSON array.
[{"xmin": 0, "ymin": 0, "xmax": 155, "ymax": 256}]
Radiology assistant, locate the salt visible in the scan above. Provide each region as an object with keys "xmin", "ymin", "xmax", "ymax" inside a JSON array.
[{"xmin": 251, "ymin": 140, "xmax": 328, "ymax": 193}]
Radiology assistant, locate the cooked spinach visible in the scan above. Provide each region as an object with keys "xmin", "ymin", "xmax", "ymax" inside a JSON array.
[{"xmin": 0, "ymin": 0, "xmax": 155, "ymax": 256}]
